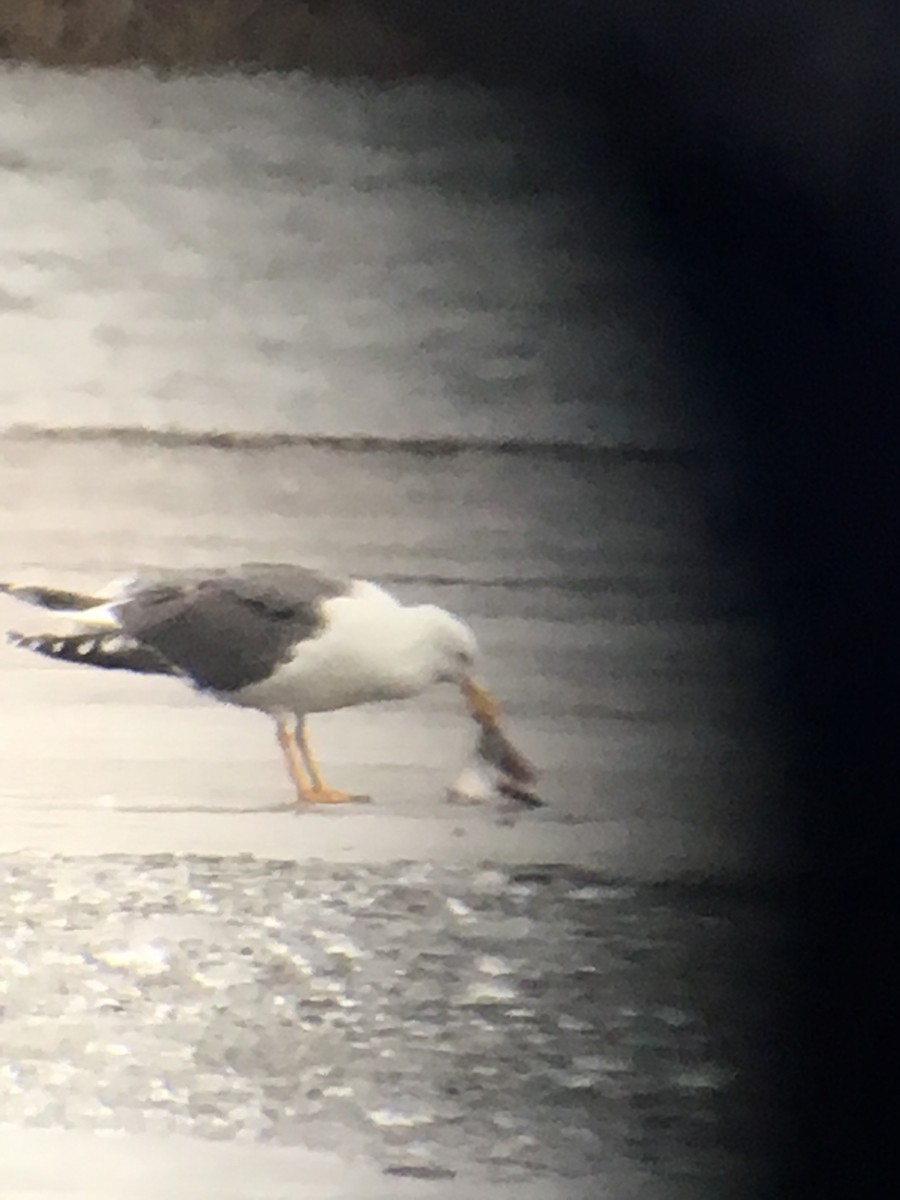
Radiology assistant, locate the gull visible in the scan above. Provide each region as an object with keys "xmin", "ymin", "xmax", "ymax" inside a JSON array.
[{"xmin": 2, "ymin": 563, "xmax": 510, "ymax": 805}]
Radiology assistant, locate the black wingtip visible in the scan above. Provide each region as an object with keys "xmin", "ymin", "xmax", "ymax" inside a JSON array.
[
  {"xmin": 7, "ymin": 627, "xmax": 176, "ymax": 676},
  {"xmin": 1, "ymin": 584, "xmax": 106, "ymax": 611},
  {"xmin": 7, "ymin": 630, "xmax": 55, "ymax": 653}
]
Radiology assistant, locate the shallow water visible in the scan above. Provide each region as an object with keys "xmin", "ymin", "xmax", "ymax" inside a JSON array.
[
  {"xmin": 0, "ymin": 856, "xmax": 791, "ymax": 1197},
  {"xmin": 0, "ymin": 65, "xmax": 697, "ymax": 449}
]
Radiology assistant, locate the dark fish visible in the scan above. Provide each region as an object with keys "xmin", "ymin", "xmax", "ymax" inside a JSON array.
[{"xmin": 475, "ymin": 719, "xmax": 538, "ymax": 784}]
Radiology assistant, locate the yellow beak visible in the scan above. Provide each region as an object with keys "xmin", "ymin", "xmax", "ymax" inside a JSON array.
[{"xmin": 461, "ymin": 676, "xmax": 502, "ymax": 727}]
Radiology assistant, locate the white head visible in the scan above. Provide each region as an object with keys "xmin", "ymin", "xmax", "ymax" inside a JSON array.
[{"xmin": 408, "ymin": 604, "xmax": 478, "ymax": 685}]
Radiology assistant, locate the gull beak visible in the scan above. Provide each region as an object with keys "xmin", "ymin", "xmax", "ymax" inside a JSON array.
[{"xmin": 461, "ymin": 676, "xmax": 502, "ymax": 728}]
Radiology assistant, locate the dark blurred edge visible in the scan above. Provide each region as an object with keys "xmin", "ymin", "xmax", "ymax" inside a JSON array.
[{"xmin": 407, "ymin": 2, "xmax": 900, "ymax": 1196}]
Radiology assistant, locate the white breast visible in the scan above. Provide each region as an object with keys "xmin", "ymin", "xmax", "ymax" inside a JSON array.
[{"xmin": 225, "ymin": 581, "xmax": 433, "ymax": 716}]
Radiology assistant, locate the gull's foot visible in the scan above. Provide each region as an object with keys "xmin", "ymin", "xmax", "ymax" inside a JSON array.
[{"xmin": 297, "ymin": 787, "xmax": 371, "ymax": 806}]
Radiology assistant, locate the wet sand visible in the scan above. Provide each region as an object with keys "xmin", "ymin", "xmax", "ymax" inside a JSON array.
[{"xmin": 0, "ymin": 433, "xmax": 787, "ymax": 882}]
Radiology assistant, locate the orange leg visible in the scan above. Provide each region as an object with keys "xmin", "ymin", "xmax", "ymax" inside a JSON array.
[
  {"xmin": 278, "ymin": 717, "xmax": 368, "ymax": 805},
  {"xmin": 275, "ymin": 716, "xmax": 313, "ymax": 804}
]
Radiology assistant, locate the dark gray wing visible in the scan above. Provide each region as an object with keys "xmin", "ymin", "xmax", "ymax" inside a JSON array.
[{"xmin": 115, "ymin": 564, "xmax": 349, "ymax": 693}]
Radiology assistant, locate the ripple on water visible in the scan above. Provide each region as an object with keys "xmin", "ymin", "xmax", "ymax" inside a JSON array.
[
  {"xmin": 459, "ymin": 979, "xmax": 518, "ymax": 1006},
  {"xmin": 475, "ymin": 953, "xmax": 514, "ymax": 976},
  {"xmin": 0, "ymin": 853, "xmax": 784, "ymax": 1188},
  {"xmin": 368, "ymin": 1106, "xmax": 436, "ymax": 1129},
  {"xmin": 94, "ymin": 941, "xmax": 171, "ymax": 976}
]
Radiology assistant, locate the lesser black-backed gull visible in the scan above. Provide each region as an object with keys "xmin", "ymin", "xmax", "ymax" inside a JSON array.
[{"xmin": 2, "ymin": 563, "xmax": 533, "ymax": 805}]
